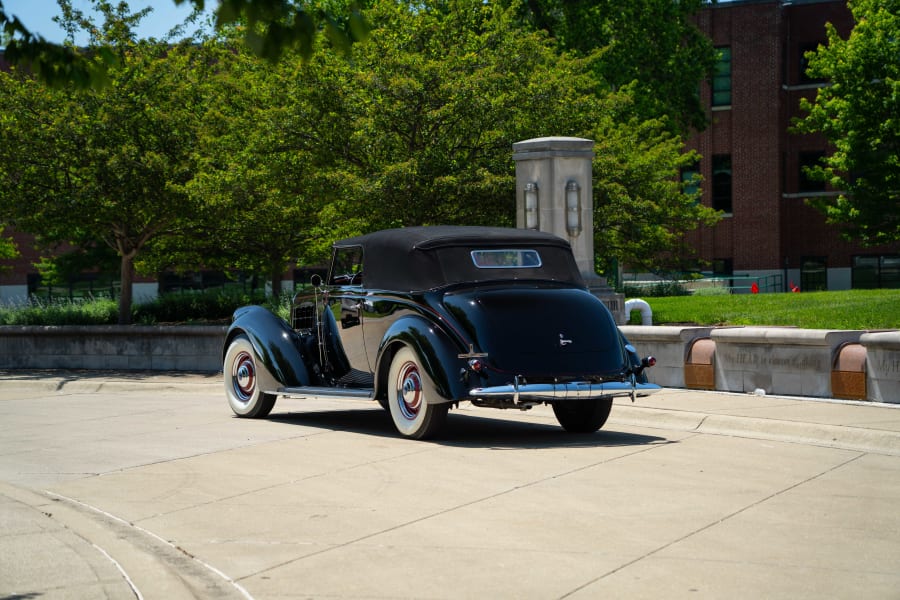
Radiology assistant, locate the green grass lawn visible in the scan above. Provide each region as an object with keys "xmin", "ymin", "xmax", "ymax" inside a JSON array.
[{"xmin": 628, "ymin": 289, "xmax": 900, "ymax": 330}]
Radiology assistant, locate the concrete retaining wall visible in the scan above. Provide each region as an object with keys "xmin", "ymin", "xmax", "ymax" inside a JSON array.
[
  {"xmin": 621, "ymin": 325, "xmax": 900, "ymax": 403},
  {"xmin": 3, "ymin": 325, "xmax": 899, "ymax": 402},
  {"xmin": 863, "ymin": 331, "xmax": 900, "ymax": 403},
  {"xmin": 0, "ymin": 326, "xmax": 227, "ymax": 372},
  {"xmin": 712, "ymin": 327, "xmax": 862, "ymax": 397},
  {"xmin": 620, "ymin": 326, "xmax": 714, "ymax": 388}
]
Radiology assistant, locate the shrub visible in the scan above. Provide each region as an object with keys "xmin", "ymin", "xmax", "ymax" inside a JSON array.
[
  {"xmin": 0, "ymin": 289, "xmax": 290, "ymax": 326},
  {"xmin": 620, "ymin": 280, "xmax": 690, "ymax": 298},
  {"xmin": 0, "ymin": 297, "xmax": 119, "ymax": 325},
  {"xmin": 132, "ymin": 289, "xmax": 271, "ymax": 324}
]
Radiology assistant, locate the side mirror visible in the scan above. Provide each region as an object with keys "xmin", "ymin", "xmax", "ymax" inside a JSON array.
[{"xmin": 310, "ymin": 274, "xmax": 322, "ymax": 288}]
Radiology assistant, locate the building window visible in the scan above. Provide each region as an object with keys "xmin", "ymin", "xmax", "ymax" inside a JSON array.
[
  {"xmin": 801, "ymin": 256, "xmax": 827, "ymax": 291},
  {"xmin": 798, "ymin": 151, "xmax": 826, "ymax": 192},
  {"xmin": 712, "ymin": 258, "xmax": 733, "ymax": 276},
  {"xmin": 681, "ymin": 162, "xmax": 701, "ymax": 199},
  {"xmin": 712, "ymin": 47, "xmax": 732, "ymax": 107},
  {"xmin": 799, "ymin": 43, "xmax": 826, "ymax": 84},
  {"xmin": 712, "ymin": 155, "xmax": 733, "ymax": 213},
  {"xmin": 852, "ymin": 255, "xmax": 900, "ymax": 289}
]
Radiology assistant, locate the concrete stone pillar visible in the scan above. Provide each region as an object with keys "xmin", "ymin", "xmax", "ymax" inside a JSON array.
[{"xmin": 513, "ymin": 136, "xmax": 624, "ymax": 322}]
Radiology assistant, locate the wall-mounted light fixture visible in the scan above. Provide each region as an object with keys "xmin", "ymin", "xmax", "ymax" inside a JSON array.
[
  {"xmin": 524, "ymin": 182, "xmax": 539, "ymax": 230},
  {"xmin": 565, "ymin": 180, "xmax": 581, "ymax": 237}
]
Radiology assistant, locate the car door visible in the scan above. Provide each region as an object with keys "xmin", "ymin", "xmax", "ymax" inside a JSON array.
[{"xmin": 326, "ymin": 245, "xmax": 372, "ymax": 376}]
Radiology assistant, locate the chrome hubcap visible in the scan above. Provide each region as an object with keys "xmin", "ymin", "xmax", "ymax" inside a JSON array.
[
  {"xmin": 398, "ymin": 363, "xmax": 422, "ymax": 419},
  {"xmin": 233, "ymin": 352, "xmax": 256, "ymax": 402}
]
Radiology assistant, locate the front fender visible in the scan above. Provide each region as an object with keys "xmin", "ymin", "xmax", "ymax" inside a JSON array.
[
  {"xmin": 374, "ymin": 314, "xmax": 467, "ymax": 404},
  {"xmin": 225, "ymin": 305, "xmax": 311, "ymax": 389}
]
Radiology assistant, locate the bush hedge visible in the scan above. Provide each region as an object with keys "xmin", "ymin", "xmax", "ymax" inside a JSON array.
[{"xmin": 0, "ymin": 289, "xmax": 290, "ymax": 326}]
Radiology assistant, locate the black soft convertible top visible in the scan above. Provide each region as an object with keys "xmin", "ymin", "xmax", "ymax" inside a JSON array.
[{"xmin": 333, "ymin": 226, "xmax": 585, "ymax": 291}]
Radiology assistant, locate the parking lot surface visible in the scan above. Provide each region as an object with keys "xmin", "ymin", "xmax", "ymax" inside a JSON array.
[{"xmin": 2, "ymin": 371, "xmax": 899, "ymax": 599}]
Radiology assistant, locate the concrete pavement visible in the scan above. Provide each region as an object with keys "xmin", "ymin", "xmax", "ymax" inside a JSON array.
[{"xmin": 2, "ymin": 370, "xmax": 900, "ymax": 599}]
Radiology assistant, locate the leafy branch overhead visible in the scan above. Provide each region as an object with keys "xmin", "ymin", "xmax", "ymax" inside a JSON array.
[{"xmin": 0, "ymin": 0, "xmax": 368, "ymax": 88}]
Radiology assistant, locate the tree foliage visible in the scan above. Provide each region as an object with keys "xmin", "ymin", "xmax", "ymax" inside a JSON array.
[
  {"xmin": 294, "ymin": 0, "xmax": 603, "ymax": 233},
  {"xmin": 513, "ymin": 0, "xmax": 717, "ymax": 134},
  {"xmin": 163, "ymin": 38, "xmax": 330, "ymax": 296},
  {"xmin": 0, "ymin": 227, "xmax": 16, "ymax": 269},
  {"xmin": 280, "ymin": 0, "xmax": 717, "ymax": 272},
  {"xmin": 592, "ymin": 100, "xmax": 720, "ymax": 276},
  {"xmin": 0, "ymin": 0, "xmax": 366, "ymax": 88},
  {"xmin": 795, "ymin": 0, "xmax": 900, "ymax": 245},
  {"xmin": 1, "ymin": 0, "xmax": 719, "ymax": 306},
  {"xmin": 0, "ymin": 6, "xmax": 206, "ymax": 322}
]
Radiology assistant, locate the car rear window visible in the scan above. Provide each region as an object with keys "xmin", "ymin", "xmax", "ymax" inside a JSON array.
[{"xmin": 470, "ymin": 249, "xmax": 542, "ymax": 269}]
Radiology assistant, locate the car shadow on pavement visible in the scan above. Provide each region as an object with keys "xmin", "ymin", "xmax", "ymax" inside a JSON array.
[{"xmin": 267, "ymin": 407, "xmax": 670, "ymax": 449}]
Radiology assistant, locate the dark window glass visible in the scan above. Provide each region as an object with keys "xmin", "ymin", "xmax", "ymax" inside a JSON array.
[
  {"xmin": 852, "ymin": 255, "xmax": 900, "ymax": 289},
  {"xmin": 799, "ymin": 151, "xmax": 826, "ymax": 192},
  {"xmin": 712, "ymin": 258, "xmax": 733, "ymax": 276},
  {"xmin": 799, "ymin": 42, "xmax": 826, "ymax": 84},
  {"xmin": 471, "ymin": 249, "xmax": 542, "ymax": 269},
  {"xmin": 712, "ymin": 47, "xmax": 732, "ymax": 106},
  {"xmin": 681, "ymin": 163, "xmax": 701, "ymax": 198},
  {"xmin": 712, "ymin": 155, "xmax": 733, "ymax": 213},
  {"xmin": 801, "ymin": 257, "xmax": 827, "ymax": 291}
]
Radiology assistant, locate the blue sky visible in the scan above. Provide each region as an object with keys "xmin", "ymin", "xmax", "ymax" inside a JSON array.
[{"xmin": 4, "ymin": 1, "xmax": 213, "ymax": 44}]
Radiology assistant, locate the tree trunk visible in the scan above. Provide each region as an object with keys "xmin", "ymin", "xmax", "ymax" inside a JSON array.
[
  {"xmin": 270, "ymin": 259, "xmax": 284, "ymax": 298},
  {"xmin": 119, "ymin": 253, "xmax": 135, "ymax": 325}
]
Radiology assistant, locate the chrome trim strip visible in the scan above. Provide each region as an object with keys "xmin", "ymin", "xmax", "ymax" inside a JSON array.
[
  {"xmin": 469, "ymin": 380, "xmax": 661, "ymax": 400},
  {"xmin": 279, "ymin": 386, "xmax": 374, "ymax": 399}
]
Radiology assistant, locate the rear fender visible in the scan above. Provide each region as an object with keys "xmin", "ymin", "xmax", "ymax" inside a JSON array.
[
  {"xmin": 374, "ymin": 314, "xmax": 466, "ymax": 404},
  {"xmin": 225, "ymin": 305, "xmax": 311, "ymax": 390}
]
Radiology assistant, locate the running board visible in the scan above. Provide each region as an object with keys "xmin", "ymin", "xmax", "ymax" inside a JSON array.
[{"xmin": 278, "ymin": 386, "xmax": 374, "ymax": 400}]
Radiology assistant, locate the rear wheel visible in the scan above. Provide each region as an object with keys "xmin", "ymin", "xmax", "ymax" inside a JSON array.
[
  {"xmin": 224, "ymin": 334, "xmax": 277, "ymax": 418},
  {"xmin": 551, "ymin": 398, "xmax": 613, "ymax": 433},
  {"xmin": 386, "ymin": 346, "xmax": 449, "ymax": 439}
]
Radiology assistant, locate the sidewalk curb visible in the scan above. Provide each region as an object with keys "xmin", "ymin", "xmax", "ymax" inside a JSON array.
[
  {"xmin": 0, "ymin": 482, "xmax": 251, "ymax": 600},
  {"xmin": 610, "ymin": 406, "xmax": 900, "ymax": 456}
]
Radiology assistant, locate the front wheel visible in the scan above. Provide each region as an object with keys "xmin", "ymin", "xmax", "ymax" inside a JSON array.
[
  {"xmin": 224, "ymin": 334, "xmax": 277, "ymax": 418},
  {"xmin": 386, "ymin": 346, "xmax": 449, "ymax": 439},
  {"xmin": 551, "ymin": 398, "xmax": 613, "ymax": 433}
]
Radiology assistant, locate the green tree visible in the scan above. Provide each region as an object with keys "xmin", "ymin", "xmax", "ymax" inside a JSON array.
[
  {"xmin": 165, "ymin": 37, "xmax": 330, "ymax": 296},
  {"xmin": 293, "ymin": 0, "xmax": 603, "ymax": 236},
  {"xmin": 591, "ymin": 101, "xmax": 720, "ymax": 276},
  {"xmin": 0, "ymin": 228, "xmax": 16, "ymax": 269},
  {"xmin": 287, "ymin": 0, "xmax": 718, "ymax": 272},
  {"xmin": 0, "ymin": 5, "xmax": 206, "ymax": 323},
  {"xmin": 513, "ymin": 0, "xmax": 717, "ymax": 134},
  {"xmin": 795, "ymin": 0, "xmax": 900, "ymax": 245}
]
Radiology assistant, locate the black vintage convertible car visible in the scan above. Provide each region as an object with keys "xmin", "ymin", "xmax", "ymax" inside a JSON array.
[{"xmin": 223, "ymin": 226, "xmax": 659, "ymax": 439}]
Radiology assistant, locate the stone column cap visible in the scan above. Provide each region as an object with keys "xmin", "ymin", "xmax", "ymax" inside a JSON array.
[{"xmin": 512, "ymin": 136, "xmax": 594, "ymax": 160}]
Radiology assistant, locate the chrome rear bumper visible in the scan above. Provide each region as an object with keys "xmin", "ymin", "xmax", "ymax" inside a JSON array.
[{"xmin": 469, "ymin": 379, "xmax": 661, "ymax": 402}]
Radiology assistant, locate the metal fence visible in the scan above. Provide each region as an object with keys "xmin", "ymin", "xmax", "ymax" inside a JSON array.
[{"xmin": 622, "ymin": 273, "xmax": 784, "ymax": 295}]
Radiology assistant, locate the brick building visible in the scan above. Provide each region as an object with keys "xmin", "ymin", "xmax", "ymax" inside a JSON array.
[{"xmin": 683, "ymin": 0, "xmax": 899, "ymax": 291}]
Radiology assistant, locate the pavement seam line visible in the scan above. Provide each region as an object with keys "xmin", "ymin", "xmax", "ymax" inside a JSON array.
[
  {"xmin": 130, "ymin": 444, "xmax": 437, "ymax": 523},
  {"xmin": 557, "ymin": 451, "xmax": 867, "ymax": 599},
  {"xmin": 235, "ymin": 439, "xmax": 673, "ymax": 583}
]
